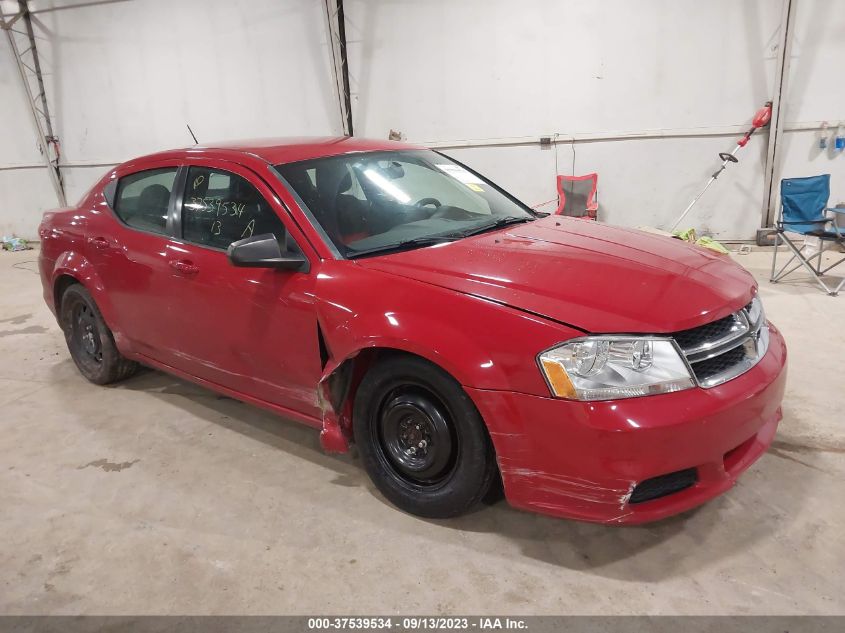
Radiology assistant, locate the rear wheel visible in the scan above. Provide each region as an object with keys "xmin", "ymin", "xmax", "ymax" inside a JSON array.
[
  {"xmin": 353, "ymin": 356, "xmax": 497, "ymax": 518},
  {"xmin": 60, "ymin": 284, "xmax": 138, "ymax": 385}
]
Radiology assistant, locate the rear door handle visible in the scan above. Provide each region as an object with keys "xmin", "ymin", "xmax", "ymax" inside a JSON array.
[
  {"xmin": 87, "ymin": 236, "xmax": 109, "ymax": 250},
  {"xmin": 169, "ymin": 259, "xmax": 199, "ymax": 275}
]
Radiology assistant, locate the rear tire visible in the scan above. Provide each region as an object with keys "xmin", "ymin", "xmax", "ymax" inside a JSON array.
[
  {"xmin": 353, "ymin": 355, "xmax": 497, "ymax": 518},
  {"xmin": 60, "ymin": 284, "xmax": 138, "ymax": 385}
]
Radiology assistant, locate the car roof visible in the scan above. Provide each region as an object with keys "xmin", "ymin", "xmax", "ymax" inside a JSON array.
[{"xmin": 138, "ymin": 136, "xmax": 428, "ymax": 167}]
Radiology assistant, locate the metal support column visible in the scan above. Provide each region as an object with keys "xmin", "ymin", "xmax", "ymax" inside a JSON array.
[
  {"xmin": 1, "ymin": 0, "xmax": 66, "ymax": 206},
  {"xmin": 761, "ymin": 0, "xmax": 796, "ymax": 229},
  {"xmin": 323, "ymin": 0, "xmax": 353, "ymax": 136}
]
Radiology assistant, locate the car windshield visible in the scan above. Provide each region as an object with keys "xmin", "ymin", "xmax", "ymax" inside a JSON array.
[{"xmin": 273, "ymin": 150, "xmax": 537, "ymax": 258}]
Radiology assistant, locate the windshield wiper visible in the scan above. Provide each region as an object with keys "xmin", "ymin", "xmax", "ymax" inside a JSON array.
[
  {"xmin": 458, "ymin": 215, "xmax": 535, "ymax": 238},
  {"xmin": 347, "ymin": 234, "xmax": 461, "ymax": 259},
  {"xmin": 346, "ymin": 216, "xmax": 535, "ymax": 259}
]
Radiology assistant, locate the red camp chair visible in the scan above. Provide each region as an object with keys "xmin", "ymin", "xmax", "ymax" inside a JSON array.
[{"xmin": 555, "ymin": 173, "xmax": 598, "ymax": 219}]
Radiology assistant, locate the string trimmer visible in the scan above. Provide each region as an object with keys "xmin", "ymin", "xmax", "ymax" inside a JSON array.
[{"xmin": 669, "ymin": 101, "xmax": 772, "ymax": 231}]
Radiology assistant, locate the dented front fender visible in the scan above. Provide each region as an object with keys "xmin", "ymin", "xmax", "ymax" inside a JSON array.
[
  {"xmin": 310, "ymin": 260, "xmax": 583, "ymax": 455},
  {"xmin": 314, "ymin": 261, "xmax": 581, "ymax": 395}
]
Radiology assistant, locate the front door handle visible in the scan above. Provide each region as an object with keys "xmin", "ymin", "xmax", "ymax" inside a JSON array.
[
  {"xmin": 87, "ymin": 236, "xmax": 109, "ymax": 250},
  {"xmin": 169, "ymin": 259, "xmax": 199, "ymax": 275}
]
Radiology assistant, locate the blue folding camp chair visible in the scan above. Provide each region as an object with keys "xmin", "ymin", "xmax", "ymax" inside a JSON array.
[{"xmin": 770, "ymin": 175, "xmax": 845, "ymax": 295}]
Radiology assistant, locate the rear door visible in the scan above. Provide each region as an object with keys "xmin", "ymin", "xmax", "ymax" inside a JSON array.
[
  {"xmin": 89, "ymin": 161, "xmax": 184, "ymax": 355},
  {"xmin": 152, "ymin": 159, "xmax": 323, "ymax": 418}
]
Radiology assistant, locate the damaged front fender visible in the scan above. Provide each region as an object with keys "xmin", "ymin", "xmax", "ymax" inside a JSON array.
[{"xmin": 309, "ymin": 261, "xmax": 583, "ymax": 454}]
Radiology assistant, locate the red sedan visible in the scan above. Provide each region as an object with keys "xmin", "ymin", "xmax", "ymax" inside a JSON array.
[{"xmin": 38, "ymin": 137, "xmax": 787, "ymax": 524}]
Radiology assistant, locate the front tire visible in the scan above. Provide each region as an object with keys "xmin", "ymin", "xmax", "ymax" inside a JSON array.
[
  {"xmin": 353, "ymin": 356, "xmax": 497, "ymax": 518},
  {"xmin": 60, "ymin": 284, "xmax": 138, "ymax": 385}
]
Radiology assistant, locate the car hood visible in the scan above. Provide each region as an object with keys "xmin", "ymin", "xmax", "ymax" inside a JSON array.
[{"xmin": 354, "ymin": 216, "xmax": 756, "ymax": 333}]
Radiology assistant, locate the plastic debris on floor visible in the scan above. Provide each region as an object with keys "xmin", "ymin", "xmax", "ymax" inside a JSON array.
[
  {"xmin": 1, "ymin": 235, "xmax": 31, "ymax": 252},
  {"xmin": 673, "ymin": 228, "xmax": 730, "ymax": 254},
  {"xmin": 636, "ymin": 226, "xmax": 730, "ymax": 255}
]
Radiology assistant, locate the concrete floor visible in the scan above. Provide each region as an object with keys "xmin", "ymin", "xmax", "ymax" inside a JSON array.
[{"xmin": 0, "ymin": 246, "xmax": 843, "ymax": 616}]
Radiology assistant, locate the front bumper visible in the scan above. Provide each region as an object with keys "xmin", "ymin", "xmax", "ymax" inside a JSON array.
[{"xmin": 467, "ymin": 323, "xmax": 787, "ymax": 524}]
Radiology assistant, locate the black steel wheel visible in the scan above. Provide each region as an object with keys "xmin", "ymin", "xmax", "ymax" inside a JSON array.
[
  {"xmin": 60, "ymin": 284, "xmax": 138, "ymax": 385},
  {"xmin": 69, "ymin": 300, "xmax": 103, "ymax": 370},
  {"xmin": 354, "ymin": 355, "xmax": 497, "ymax": 518},
  {"xmin": 376, "ymin": 386, "xmax": 459, "ymax": 487}
]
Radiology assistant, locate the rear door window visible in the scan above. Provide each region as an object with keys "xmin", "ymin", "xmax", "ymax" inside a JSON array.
[
  {"xmin": 181, "ymin": 166, "xmax": 287, "ymax": 250},
  {"xmin": 113, "ymin": 168, "xmax": 177, "ymax": 235}
]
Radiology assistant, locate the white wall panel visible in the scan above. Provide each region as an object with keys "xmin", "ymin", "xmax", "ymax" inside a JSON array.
[
  {"xmin": 0, "ymin": 32, "xmax": 55, "ymax": 236},
  {"xmin": 3, "ymin": 0, "xmax": 844, "ymax": 240},
  {"xmin": 345, "ymin": 0, "xmax": 843, "ymax": 239},
  {"xmin": 446, "ymin": 135, "xmax": 768, "ymax": 240},
  {"xmin": 0, "ymin": 170, "xmax": 57, "ymax": 237},
  {"xmin": 37, "ymin": 0, "xmax": 340, "ymax": 162},
  {"xmin": 782, "ymin": 0, "xmax": 845, "ymax": 124},
  {"xmin": 0, "ymin": 33, "xmax": 43, "ymax": 164},
  {"xmin": 774, "ymin": 0, "xmax": 845, "ymax": 208},
  {"xmin": 346, "ymin": 0, "xmax": 780, "ymax": 141},
  {"xmin": 1, "ymin": 0, "xmax": 340, "ymax": 237}
]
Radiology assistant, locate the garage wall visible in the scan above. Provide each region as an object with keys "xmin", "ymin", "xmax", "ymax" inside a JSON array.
[
  {"xmin": 2, "ymin": 0, "xmax": 844, "ymax": 240},
  {"xmin": 0, "ymin": 0, "xmax": 340, "ymax": 237},
  {"xmin": 778, "ymin": 0, "xmax": 845, "ymax": 208},
  {"xmin": 344, "ymin": 0, "xmax": 845, "ymax": 239},
  {"xmin": 0, "ymin": 30, "xmax": 57, "ymax": 238}
]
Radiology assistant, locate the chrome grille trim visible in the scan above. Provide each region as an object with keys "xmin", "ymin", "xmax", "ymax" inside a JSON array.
[
  {"xmin": 674, "ymin": 299, "xmax": 769, "ymax": 389},
  {"xmin": 681, "ymin": 311, "xmax": 749, "ymax": 362}
]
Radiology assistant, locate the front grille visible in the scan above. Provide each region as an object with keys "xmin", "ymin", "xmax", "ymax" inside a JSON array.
[
  {"xmin": 629, "ymin": 468, "xmax": 698, "ymax": 504},
  {"xmin": 690, "ymin": 345, "xmax": 748, "ymax": 382},
  {"xmin": 672, "ymin": 299, "xmax": 768, "ymax": 388},
  {"xmin": 672, "ymin": 312, "xmax": 741, "ymax": 350}
]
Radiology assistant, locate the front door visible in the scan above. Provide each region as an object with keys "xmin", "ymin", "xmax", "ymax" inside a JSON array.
[{"xmin": 153, "ymin": 160, "xmax": 323, "ymax": 419}]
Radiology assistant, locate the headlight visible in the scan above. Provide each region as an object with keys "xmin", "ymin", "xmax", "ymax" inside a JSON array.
[{"xmin": 538, "ymin": 337, "xmax": 695, "ymax": 401}]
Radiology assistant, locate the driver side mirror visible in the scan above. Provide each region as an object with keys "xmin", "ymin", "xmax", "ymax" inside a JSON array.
[{"xmin": 227, "ymin": 233, "xmax": 309, "ymax": 272}]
